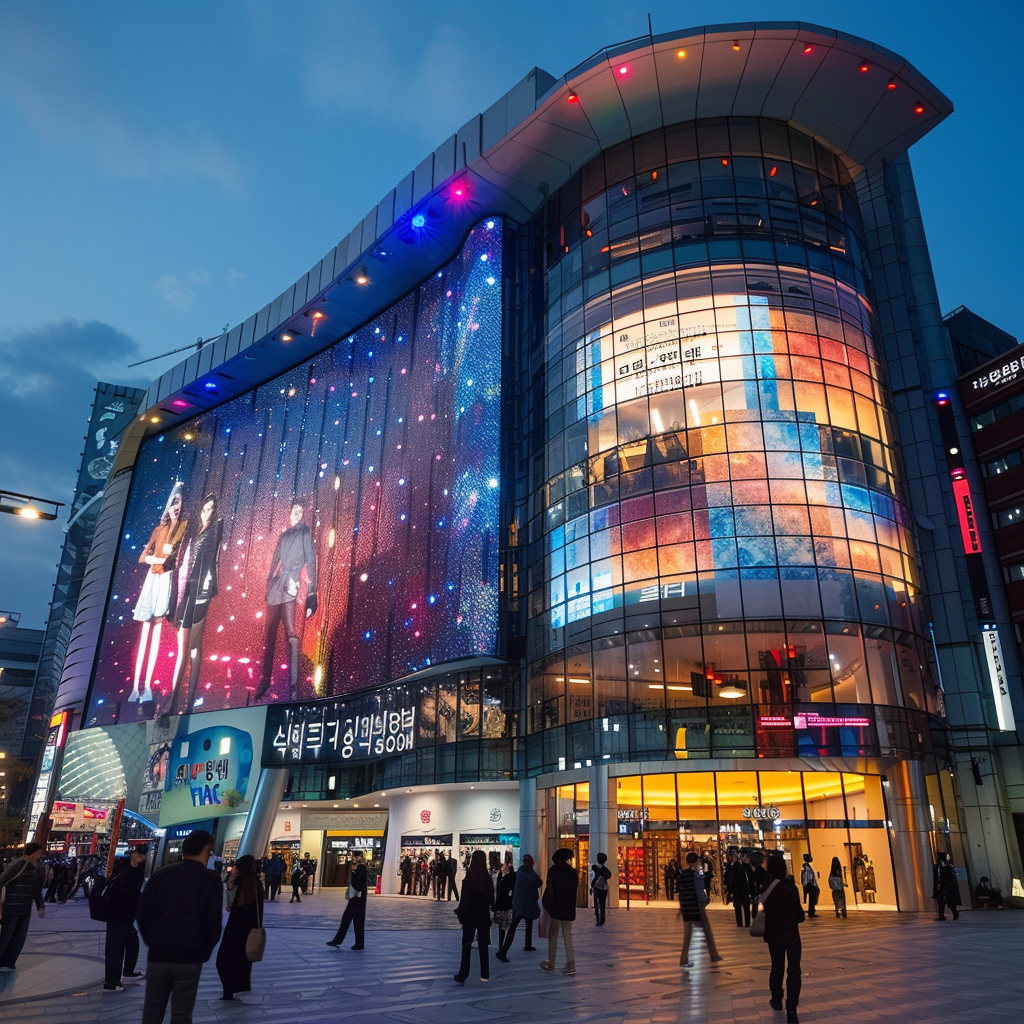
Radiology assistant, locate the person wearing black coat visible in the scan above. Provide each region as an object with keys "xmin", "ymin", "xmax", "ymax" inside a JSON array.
[
  {"xmin": 678, "ymin": 852, "xmax": 722, "ymax": 968},
  {"xmin": 447, "ymin": 852, "xmax": 460, "ymax": 901},
  {"xmin": 399, "ymin": 855, "xmax": 413, "ymax": 895},
  {"xmin": 496, "ymin": 855, "xmax": 543, "ymax": 960},
  {"xmin": 492, "ymin": 863, "xmax": 516, "ymax": 950},
  {"xmin": 327, "ymin": 854, "xmax": 368, "ymax": 949},
  {"xmin": 749, "ymin": 851, "xmax": 768, "ymax": 919},
  {"xmin": 726, "ymin": 850, "xmax": 754, "ymax": 927},
  {"xmin": 453, "ymin": 850, "xmax": 494, "ymax": 983},
  {"xmin": 761, "ymin": 854, "xmax": 805, "ymax": 1024},
  {"xmin": 541, "ymin": 847, "xmax": 578, "ymax": 976},
  {"xmin": 933, "ymin": 851, "xmax": 960, "ymax": 920},
  {"xmin": 216, "ymin": 855, "xmax": 264, "ymax": 1000},
  {"xmin": 0, "ymin": 842, "xmax": 45, "ymax": 971},
  {"xmin": 103, "ymin": 846, "xmax": 147, "ymax": 990}
]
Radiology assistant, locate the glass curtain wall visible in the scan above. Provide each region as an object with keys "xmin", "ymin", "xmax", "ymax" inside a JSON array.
[{"xmin": 522, "ymin": 117, "xmax": 938, "ymax": 771}]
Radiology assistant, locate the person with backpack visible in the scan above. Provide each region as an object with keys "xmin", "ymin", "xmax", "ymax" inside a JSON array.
[
  {"xmin": 0, "ymin": 841, "xmax": 45, "ymax": 971},
  {"xmin": 590, "ymin": 852, "xmax": 611, "ymax": 926},
  {"xmin": 799, "ymin": 854, "xmax": 819, "ymax": 918},
  {"xmin": 828, "ymin": 857, "xmax": 847, "ymax": 918},
  {"xmin": 761, "ymin": 854, "xmax": 805, "ymax": 1024},
  {"xmin": 101, "ymin": 845, "xmax": 148, "ymax": 992},
  {"xmin": 678, "ymin": 852, "xmax": 723, "ymax": 969}
]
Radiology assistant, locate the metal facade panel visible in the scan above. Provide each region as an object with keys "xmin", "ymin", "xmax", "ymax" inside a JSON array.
[
  {"xmin": 732, "ymin": 36, "xmax": 799, "ymax": 116},
  {"xmin": 652, "ymin": 40, "xmax": 704, "ymax": 125},
  {"xmin": 394, "ymin": 172, "xmax": 415, "ymax": 219},
  {"xmin": 696, "ymin": 36, "xmax": 755, "ymax": 117},
  {"xmin": 615, "ymin": 51, "xmax": 664, "ymax": 137},
  {"xmin": 481, "ymin": 93, "xmax": 509, "ymax": 153},
  {"xmin": 458, "ymin": 115, "xmax": 482, "ymax": 166},
  {"xmin": 412, "ymin": 154, "xmax": 435, "ymax": 204},
  {"xmin": 376, "ymin": 191, "xmax": 395, "ymax": 233},
  {"xmin": 571, "ymin": 64, "xmax": 631, "ymax": 149},
  {"xmin": 434, "ymin": 134, "xmax": 456, "ymax": 184}
]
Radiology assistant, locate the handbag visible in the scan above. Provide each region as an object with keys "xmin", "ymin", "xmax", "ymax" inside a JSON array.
[
  {"xmin": 346, "ymin": 883, "xmax": 358, "ymax": 899},
  {"xmin": 537, "ymin": 907, "xmax": 550, "ymax": 939},
  {"xmin": 245, "ymin": 898, "xmax": 266, "ymax": 963},
  {"xmin": 750, "ymin": 879, "xmax": 780, "ymax": 937}
]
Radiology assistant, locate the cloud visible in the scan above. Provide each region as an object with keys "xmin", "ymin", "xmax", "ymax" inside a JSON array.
[
  {"xmin": 154, "ymin": 269, "xmax": 212, "ymax": 310},
  {"xmin": 0, "ymin": 12, "xmax": 245, "ymax": 193},
  {"xmin": 225, "ymin": 268, "xmax": 246, "ymax": 286},
  {"xmin": 0, "ymin": 318, "xmax": 147, "ymax": 625}
]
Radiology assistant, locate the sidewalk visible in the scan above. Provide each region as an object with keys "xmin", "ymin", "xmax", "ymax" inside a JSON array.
[{"xmin": 0, "ymin": 890, "xmax": 1019, "ymax": 1023}]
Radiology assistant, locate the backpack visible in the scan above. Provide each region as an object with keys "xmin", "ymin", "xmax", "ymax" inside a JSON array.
[{"xmin": 88, "ymin": 873, "xmax": 113, "ymax": 921}]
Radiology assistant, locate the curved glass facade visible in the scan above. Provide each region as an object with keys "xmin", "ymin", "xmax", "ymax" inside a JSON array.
[{"xmin": 521, "ymin": 118, "xmax": 938, "ymax": 771}]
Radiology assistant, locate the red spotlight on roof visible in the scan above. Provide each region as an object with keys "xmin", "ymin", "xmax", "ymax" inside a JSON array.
[
  {"xmin": 914, "ymin": 102, "xmax": 925, "ymax": 114},
  {"xmin": 859, "ymin": 62, "xmax": 870, "ymax": 73},
  {"xmin": 721, "ymin": 158, "xmax": 729, "ymax": 167},
  {"xmin": 732, "ymin": 41, "xmax": 740, "ymax": 51},
  {"xmin": 769, "ymin": 166, "xmax": 777, "ymax": 177},
  {"xmin": 887, "ymin": 78, "xmax": 897, "ymax": 91},
  {"xmin": 567, "ymin": 91, "xmax": 579, "ymax": 103},
  {"xmin": 803, "ymin": 45, "xmax": 813, "ymax": 54},
  {"xmin": 617, "ymin": 65, "xmax": 628, "ymax": 75}
]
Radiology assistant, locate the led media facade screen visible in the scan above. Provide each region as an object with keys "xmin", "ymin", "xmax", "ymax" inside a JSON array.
[{"xmin": 87, "ymin": 220, "xmax": 502, "ymax": 725}]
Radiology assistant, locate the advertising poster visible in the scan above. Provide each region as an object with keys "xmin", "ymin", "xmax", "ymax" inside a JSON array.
[
  {"xmin": 86, "ymin": 221, "xmax": 502, "ymax": 725},
  {"xmin": 158, "ymin": 706, "xmax": 266, "ymax": 828}
]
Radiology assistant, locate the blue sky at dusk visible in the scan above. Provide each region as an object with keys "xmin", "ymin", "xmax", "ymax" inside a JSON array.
[{"xmin": 1, "ymin": 0, "xmax": 1022, "ymax": 627}]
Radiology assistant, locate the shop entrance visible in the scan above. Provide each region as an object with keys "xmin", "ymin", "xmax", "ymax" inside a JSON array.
[{"xmin": 321, "ymin": 833, "xmax": 383, "ymax": 887}]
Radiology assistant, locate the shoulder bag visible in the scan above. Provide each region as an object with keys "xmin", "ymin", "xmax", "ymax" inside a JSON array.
[
  {"xmin": 749, "ymin": 879, "xmax": 780, "ymax": 937},
  {"xmin": 245, "ymin": 897, "xmax": 266, "ymax": 962}
]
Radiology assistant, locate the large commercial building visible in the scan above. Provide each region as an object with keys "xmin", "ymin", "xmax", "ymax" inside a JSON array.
[{"xmin": 41, "ymin": 23, "xmax": 1024, "ymax": 908}]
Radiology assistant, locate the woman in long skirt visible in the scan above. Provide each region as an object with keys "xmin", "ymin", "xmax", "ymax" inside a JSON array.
[{"xmin": 217, "ymin": 855, "xmax": 264, "ymax": 1000}]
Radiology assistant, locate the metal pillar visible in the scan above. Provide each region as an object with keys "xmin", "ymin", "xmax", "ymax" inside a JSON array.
[
  {"xmin": 588, "ymin": 764, "xmax": 618, "ymax": 907},
  {"xmin": 884, "ymin": 761, "xmax": 934, "ymax": 912},
  {"xmin": 518, "ymin": 776, "xmax": 540, "ymax": 864},
  {"xmin": 237, "ymin": 767, "xmax": 288, "ymax": 860}
]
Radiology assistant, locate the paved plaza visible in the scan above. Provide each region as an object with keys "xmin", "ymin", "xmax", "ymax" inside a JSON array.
[{"xmin": 0, "ymin": 891, "xmax": 1019, "ymax": 1023}]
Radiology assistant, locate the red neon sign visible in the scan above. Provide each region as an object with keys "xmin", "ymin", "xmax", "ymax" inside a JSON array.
[{"xmin": 951, "ymin": 473, "xmax": 982, "ymax": 554}]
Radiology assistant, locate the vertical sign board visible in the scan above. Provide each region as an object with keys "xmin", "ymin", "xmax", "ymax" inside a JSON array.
[
  {"xmin": 25, "ymin": 710, "xmax": 69, "ymax": 841},
  {"xmin": 982, "ymin": 628, "xmax": 1016, "ymax": 732},
  {"xmin": 951, "ymin": 475, "xmax": 982, "ymax": 554}
]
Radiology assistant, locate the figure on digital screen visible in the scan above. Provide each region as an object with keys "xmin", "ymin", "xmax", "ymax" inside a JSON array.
[
  {"xmin": 129, "ymin": 482, "xmax": 186, "ymax": 704},
  {"xmin": 167, "ymin": 493, "xmax": 223, "ymax": 714},
  {"xmin": 255, "ymin": 497, "xmax": 318, "ymax": 702}
]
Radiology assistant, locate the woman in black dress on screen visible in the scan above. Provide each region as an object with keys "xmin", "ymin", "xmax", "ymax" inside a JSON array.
[{"xmin": 217, "ymin": 855, "xmax": 263, "ymax": 1001}]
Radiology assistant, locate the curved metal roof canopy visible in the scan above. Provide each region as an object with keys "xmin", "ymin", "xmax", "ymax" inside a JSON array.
[{"xmin": 133, "ymin": 22, "xmax": 951, "ymax": 448}]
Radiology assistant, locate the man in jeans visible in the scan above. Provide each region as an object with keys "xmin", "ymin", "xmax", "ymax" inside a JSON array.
[
  {"xmin": 136, "ymin": 830, "xmax": 222, "ymax": 1023},
  {"xmin": 102, "ymin": 844, "xmax": 148, "ymax": 991}
]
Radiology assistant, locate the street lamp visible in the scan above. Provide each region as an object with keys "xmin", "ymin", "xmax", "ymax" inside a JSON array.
[{"xmin": 0, "ymin": 489, "xmax": 65, "ymax": 521}]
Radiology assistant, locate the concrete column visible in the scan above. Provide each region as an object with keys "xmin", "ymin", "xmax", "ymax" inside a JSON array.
[
  {"xmin": 884, "ymin": 761, "xmax": 934, "ymax": 912},
  {"xmin": 588, "ymin": 764, "xmax": 619, "ymax": 907},
  {"xmin": 518, "ymin": 776, "xmax": 541, "ymax": 863},
  {"xmin": 237, "ymin": 767, "xmax": 288, "ymax": 860}
]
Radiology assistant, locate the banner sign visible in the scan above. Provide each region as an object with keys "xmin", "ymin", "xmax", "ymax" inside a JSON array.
[
  {"xmin": 50, "ymin": 801, "xmax": 112, "ymax": 833},
  {"xmin": 982, "ymin": 628, "xmax": 1016, "ymax": 732},
  {"xmin": 460, "ymin": 833, "xmax": 521, "ymax": 847},
  {"xmin": 400, "ymin": 833, "xmax": 453, "ymax": 847}
]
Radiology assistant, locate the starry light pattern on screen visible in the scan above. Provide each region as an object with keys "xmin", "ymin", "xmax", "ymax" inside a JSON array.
[{"xmin": 87, "ymin": 219, "xmax": 502, "ymax": 725}]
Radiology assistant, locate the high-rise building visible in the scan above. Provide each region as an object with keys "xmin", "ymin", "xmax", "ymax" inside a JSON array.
[{"xmin": 42, "ymin": 23, "xmax": 1023, "ymax": 907}]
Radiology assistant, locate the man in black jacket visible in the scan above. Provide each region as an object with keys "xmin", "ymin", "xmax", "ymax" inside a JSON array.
[
  {"xmin": 103, "ymin": 844, "xmax": 148, "ymax": 991},
  {"xmin": 761, "ymin": 853, "xmax": 805, "ymax": 1024},
  {"xmin": 0, "ymin": 841, "xmax": 45, "ymax": 971},
  {"xmin": 136, "ymin": 830, "xmax": 222, "ymax": 1024},
  {"xmin": 326, "ymin": 853, "xmax": 368, "ymax": 949}
]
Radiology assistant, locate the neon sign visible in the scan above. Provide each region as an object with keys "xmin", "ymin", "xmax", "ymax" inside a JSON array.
[
  {"xmin": 982, "ymin": 628, "xmax": 1016, "ymax": 732},
  {"xmin": 950, "ymin": 472, "xmax": 982, "ymax": 554}
]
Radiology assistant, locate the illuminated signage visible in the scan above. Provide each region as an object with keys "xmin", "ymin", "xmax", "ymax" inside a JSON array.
[
  {"xmin": 982, "ymin": 628, "xmax": 1016, "ymax": 731},
  {"xmin": 26, "ymin": 710, "xmax": 70, "ymax": 840},
  {"xmin": 460, "ymin": 833, "xmax": 521, "ymax": 847},
  {"xmin": 617, "ymin": 807, "xmax": 649, "ymax": 821},
  {"xmin": 400, "ymin": 833, "xmax": 453, "ymax": 847},
  {"xmin": 742, "ymin": 805, "xmax": 781, "ymax": 820},
  {"xmin": 50, "ymin": 801, "xmax": 111, "ymax": 833},
  {"xmin": 970, "ymin": 357, "xmax": 1023, "ymax": 393},
  {"xmin": 757, "ymin": 715, "xmax": 793, "ymax": 728},
  {"xmin": 792, "ymin": 712, "xmax": 871, "ymax": 728},
  {"xmin": 951, "ymin": 473, "xmax": 982, "ymax": 554}
]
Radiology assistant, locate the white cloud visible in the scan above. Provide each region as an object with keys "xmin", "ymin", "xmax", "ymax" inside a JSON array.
[
  {"xmin": 225, "ymin": 268, "xmax": 246, "ymax": 286},
  {"xmin": 0, "ymin": 12, "xmax": 245, "ymax": 193}
]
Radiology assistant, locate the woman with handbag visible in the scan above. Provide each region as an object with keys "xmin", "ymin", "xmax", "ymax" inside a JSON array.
[
  {"xmin": 326, "ymin": 852, "xmax": 368, "ymax": 949},
  {"xmin": 216, "ymin": 855, "xmax": 264, "ymax": 1000},
  {"xmin": 492, "ymin": 861, "xmax": 516, "ymax": 951},
  {"xmin": 453, "ymin": 850, "xmax": 494, "ymax": 984},
  {"xmin": 761, "ymin": 854, "xmax": 804, "ymax": 1024}
]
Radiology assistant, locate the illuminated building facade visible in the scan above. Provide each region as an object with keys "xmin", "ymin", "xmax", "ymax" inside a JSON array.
[{"xmin": 44, "ymin": 23, "xmax": 1024, "ymax": 907}]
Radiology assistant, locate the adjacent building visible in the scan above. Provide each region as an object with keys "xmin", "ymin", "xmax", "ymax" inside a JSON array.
[{"xmin": 41, "ymin": 23, "xmax": 1024, "ymax": 908}]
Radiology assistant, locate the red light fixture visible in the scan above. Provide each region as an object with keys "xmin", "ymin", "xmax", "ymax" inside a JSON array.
[
  {"xmin": 567, "ymin": 90, "xmax": 579, "ymax": 103},
  {"xmin": 914, "ymin": 102, "xmax": 925, "ymax": 114},
  {"xmin": 769, "ymin": 165, "xmax": 777, "ymax": 177},
  {"xmin": 887, "ymin": 78, "xmax": 897, "ymax": 91},
  {"xmin": 677, "ymin": 49, "xmax": 686, "ymax": 59},
  {"xmin": 618, "ymin": 65, "xmax": 628, "ymax": 75},
  {"xmin": 803, "ymin": 45, "xmax": 813, "ymax": 54},
  {"xmin": 721, "ymin": 158, "xmax": 729, "ymax": 167},
  {"xmin": 859, "ymin": 62, "xmax": 870, "ymax": 73},
  {"xmin": 732, "ymin": 41, "xmax": 740, "ymax": 51}
]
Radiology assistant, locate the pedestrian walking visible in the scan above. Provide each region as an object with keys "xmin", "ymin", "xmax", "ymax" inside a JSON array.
[
  {"xmin": 326, "ymin": 852, "xmax": 368, "ymax": 949},
  {"xmin": 136, "ymin": 829, "xmax": 223, "ymax": 1024},
  {"xmin": 264, "ymin": 853, "xmax": 285, "ymax": 901},
  {"xmin": 447, "ymin": 851, "xmax": 460, "ymax": 901},
  {"xmin": 102, "ymin": 844, "xmax": 148, "ymax": 991},
  {"xmin": 799, "ymin": 854, "xmax": 819, "ymax": 918},
  {"xmin": 453, "ymin": 850, "xmax": 494, "ymax": 984},
  {"xmin": 289, "ymin": 858, "xmax": 304, "ymax": 903},
  {"xmin": 434, "ymin": 852, "xmax": 447, "ymax": 900},
  {"xmin": 493, "ymin": 861, "xmax": 515, "ymax": 950},
  {"xmin": 664, "ymin": 858, "xmax": 679, "ymax": 900},
  {"xmin": 495, "ymin": 854, "xmax": 542, "ymax": 961},
  {"xmin": 761, "ymin": 853, "xmax": 804, "ymax": 1024},
  {"xmin": 827, "ymin": 857, "xmax": 847, "ymax": 918},
  {"xmin": 216, "ymin": 855, "xmax": 264, "ymax": 1001},
  {"xmin": 399, "ymin": 855, "xmax": 413, "ymax": 895},
  {"xmin": 590, "ymin": 852, "xmax": 610, "ymax": 926},
  {"xmin": 933, "ymin": 851, "xmax": 960, "ymax": 921},
  {"xmin": 726, "ymin": 849, "xmax": 754, "ymax": 927},
  {"xmin": 540, "ymin": 847, "xmax": 577, "ymax": 976},
  {"xmin": 750, "ymin": 850, "xmax": 768, "ymax": 919},
  {"xmin": 678, "ymin": 851, "xmax": 723, "ymax": 969},
  {"xmin": 0, "ymin": 841, "xmax": 46, "ymax": 972}
]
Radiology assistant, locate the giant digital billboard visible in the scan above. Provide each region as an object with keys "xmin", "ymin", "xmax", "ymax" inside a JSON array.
[{"xmin": 87, "ymin": 220, "xmax": 502, "ymax": 725}]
